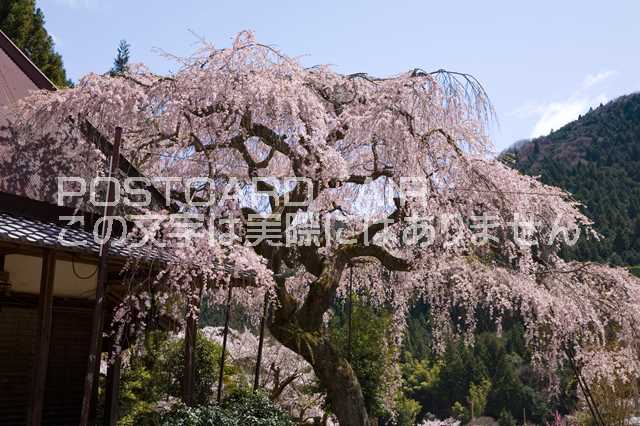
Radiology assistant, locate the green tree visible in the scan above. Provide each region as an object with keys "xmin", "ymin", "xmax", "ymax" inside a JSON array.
[
  {"xmin": 394, "ymin": 395, "xmax": 421, "ymax": 426},
  {"xmin": 163, "ymin": 330, "xmax": 242, "ymax": 405},
  {"xmin": 0, "ymin": 0, "xmax": 70, "ymax": 87},
  {"xmin": 109, "ymin": 39, "xmax": 130, "ymax": 76},
  {"xmin": 400, "ymin": 327, "xmax": 564, "ymax": 424},
  {"xmin": 118, "ymin": 330, "xmax": 244, "ymax": 425},
  {"xmin": 329, "ymin": 299, "xmax": 395, "ymax": 418},
  {"xmin": 118, "ymin": 331, "xmax": 170, "ymax": 426},
  {"xmin": 468, "ymin": 378, "xmax": 491, "ymax": 419}
]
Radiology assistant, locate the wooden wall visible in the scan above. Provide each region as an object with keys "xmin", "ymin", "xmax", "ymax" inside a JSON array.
[
  {"xmin": 0, "ymin": 298, "xmax": 92, "ymax": 425},
  {"xmin": 0, "ymin": 305, "xmax": 35, "ymax": 424}
]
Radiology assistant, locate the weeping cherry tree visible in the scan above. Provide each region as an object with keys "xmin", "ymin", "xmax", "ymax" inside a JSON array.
[{"xmin": 4, "ymin": 32, "xmax": 640, "ymax": 426}]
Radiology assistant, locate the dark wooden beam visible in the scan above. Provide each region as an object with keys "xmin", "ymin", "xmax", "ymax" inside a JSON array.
[
  {"xmin": 79, "ymin": 120, "xmax": 172, "ymax": 210},
  {"xmin": 103, "ymin": 355, "xmax": 122, "ymax": 426},
  {"xmin": 27, "ymin": 249, "xmax": 56, "ymax": 426},
  {"xmin": 79, "ymin": 127, "xmax": 122, "ymax": 426},
  {"xmin": 347, "ymin": 263, "xmax": 353, "ymax": 362}
]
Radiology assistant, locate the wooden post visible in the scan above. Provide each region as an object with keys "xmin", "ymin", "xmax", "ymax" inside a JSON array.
[
  {"xmin": 347, "ymin": 263, "xmax": 353, "ymax": 362},
  {"xmin": 183, "ymin": 278, "xmax": 203, "ymax": 406},
  {"xmin": 103, "ymin": 355, "xmax": 121, "ymax": 426},
  {"xmin": 253, "ymin": 292, "xmax": 269, "ymax": 391},
  {"xmin": 28, "ymin": 249, "xmax": 56, "ymax": 426},
  {"xmin": 183, "ymin": 314, "xmax": 197, "ymax": 406},
  {"xmin": 80, "ymin": 127, "xmax": 122, "ymax": 426},
  {"xmin": 217, "ymin": 286, "xmax": 233, "ymax": 403}
]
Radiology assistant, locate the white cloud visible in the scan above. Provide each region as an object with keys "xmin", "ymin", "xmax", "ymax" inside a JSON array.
[
  {"xmin": 529, "ymin": 97, "xmax": 606, "ymax": 137},
  {"xmin": 513, "ymin": 70, "xmax": 616, "ymax": 138},
  {"xmin": 583, "ymin": 70, "xmax": 617, "ymax": 89}
]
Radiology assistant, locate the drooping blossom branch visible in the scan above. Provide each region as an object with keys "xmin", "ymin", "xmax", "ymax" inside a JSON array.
[{"xmin": 3, "ymin": 30, "xmax": 640, "ymax": 425}]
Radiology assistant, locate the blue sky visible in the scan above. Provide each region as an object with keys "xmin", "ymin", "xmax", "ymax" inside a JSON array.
[{"xmin": 38, "ymin": 0, "xmax": 640, "ymax": 151}]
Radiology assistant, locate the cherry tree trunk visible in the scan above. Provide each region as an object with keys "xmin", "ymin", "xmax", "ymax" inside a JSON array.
[
  {"xmin": 311, "ymin": 339, "xmax": 369, "ymax": 426},
  {"xmin": 266, "ymin": 258, "xmax": 372, "ymax": 424},
  {"xmin": 270, "ymin": 326, "xmax": 369, "ymax": 426}
]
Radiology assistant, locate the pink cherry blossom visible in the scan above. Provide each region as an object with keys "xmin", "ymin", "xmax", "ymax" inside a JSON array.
[{"xmin": 3, "ymin": 31, "xmax": 639, "ymax": 426}]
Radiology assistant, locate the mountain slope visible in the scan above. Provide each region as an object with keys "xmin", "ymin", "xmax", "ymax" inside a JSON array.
[{"xmin": 503, "ymin": 93, "xmax": 640, "ymax": 265}]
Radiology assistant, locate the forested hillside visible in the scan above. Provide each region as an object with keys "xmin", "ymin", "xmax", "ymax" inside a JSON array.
[{"xmin": 503, "ymin": 93, "xmax": 640, "ymax": 266}]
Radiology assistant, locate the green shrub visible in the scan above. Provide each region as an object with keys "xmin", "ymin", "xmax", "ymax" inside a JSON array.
[
  {"xmin": 162, "ymin": 330, "xmax": 241, "ymax": 405},
  {"xmin": 468, "ymin": 378, "xmax": 491, "ymax": 418},
  {"xmin": 158, "ymin": 390, "xmax": 293, "ymax": 426},
  {"xmin": 498, "ymin": 409, "xmax": 517, "ymax": 426},
  {"xmin": 394, "ymin": 395, "xmax": 421, "ymax": 426},
  {"xmin": 221, "ymin": 390, "xmax": 294, "ymax": 426},
  {"xmin": 451, "ymin": 401, "xmax": 468, "ymax": 423},
  {"xmin": 118, "ymin": 330, "xmax": 243, "ymax": 425},
  {"xmin": 159, "ymin": 403, "xmax": 230, "ymax": 426},
  {"xmin": 118, "ymin": 331, "xmax": 169, "ymax": 426}
]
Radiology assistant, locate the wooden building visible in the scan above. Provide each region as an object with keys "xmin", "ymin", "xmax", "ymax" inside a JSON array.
[{"xmin": 0, "ymin": 30, "xmax": 164, "ymax": 425}]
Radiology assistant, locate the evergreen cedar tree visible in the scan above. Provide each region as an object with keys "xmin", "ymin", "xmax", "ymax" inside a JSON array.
[
  {"xmin": 4, "ymin": 32, "xmax": 640, "ymax": 426},
  {"xmin": 0, "ymin": 0, "xmax": 70, "ymax": 87},
  {"xmin": 109, "ymin": 40, "xmax": 131, "ymax": 77}
]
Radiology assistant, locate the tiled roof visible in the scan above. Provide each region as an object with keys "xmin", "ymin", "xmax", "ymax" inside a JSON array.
[
  {"xmin": 0, "ymin": 211, "xmax": 264, "ymax": 285},
  {"xmin": 0, "ymin": 211, "xmax": 166, "ymax": 262}
]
